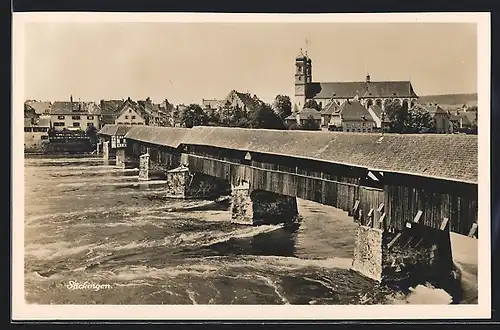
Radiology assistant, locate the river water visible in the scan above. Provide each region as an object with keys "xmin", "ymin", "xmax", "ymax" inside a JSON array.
[{"xmin": 24, "ymin": 155, "xmax": 474, "ymax": 305}]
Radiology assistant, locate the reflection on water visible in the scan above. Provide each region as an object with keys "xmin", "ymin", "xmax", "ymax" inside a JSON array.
[{"xmin": 23, "ymin": 155, "xmax": 468, "ymax": 305}]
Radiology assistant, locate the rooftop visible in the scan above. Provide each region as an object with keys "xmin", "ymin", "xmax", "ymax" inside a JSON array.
[{"xmin": 110, "ymin": 125, "xmax": 477, "ymax": 184}]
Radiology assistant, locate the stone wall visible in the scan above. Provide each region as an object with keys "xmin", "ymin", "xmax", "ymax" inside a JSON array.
[
  {"xmin": 102, "ymin": 141, "xmax": 110, "ymax": 160},
  {"xmin": 231, "ymin": 182, "xmax": 254, "ymax": 225},
  {"xmin": 115, "ymin": 149, "xmax": 126, "ymax": 169},
  {"xmin": 351, "ymin": 222, "xmax": 456, "ymax": 299},
  {"xmin": 138, "ymin": 154, "xmax": 149, "ymax": 181},
  {"xmin": 230, "ymin": 184, "xmax": 298, "ymax": 226},
  {"xmin": 165, "ymin": 167, "xmax": 230, "ymax": 199},
  {"xmin": 351, "ymin": 225, "xmax": 384, "ymax": 281}
]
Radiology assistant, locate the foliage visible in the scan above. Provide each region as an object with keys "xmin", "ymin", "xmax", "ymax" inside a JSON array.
[
  {"xmin": 181, "ymin": 104, "xmax": 209, "ymax": 128},
  {"xmin": 273, "ymin": 95, "xmax": 292, "ymax": 120},
  {"xmin": 304, "ymin": 99, "xmax": 322, "ymax": 111},
  {"xmin": 85, "ymin": 124, "xmax": 98, "ymax": 143},
  {"xmin": 384, "ymin": 100, "xmax": 433, "ymax": 133},
  {"xmin": 248, "ymin": 103, "xmax": 285, "ymax": 130}
]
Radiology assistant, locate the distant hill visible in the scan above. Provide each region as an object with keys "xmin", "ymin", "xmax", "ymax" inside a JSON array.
[{"xmin": 418, "ymin": 93, "xmax": 477, "ymax": 107}]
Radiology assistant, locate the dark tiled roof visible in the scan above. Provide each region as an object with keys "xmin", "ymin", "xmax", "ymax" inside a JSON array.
[
  {"xmin": 339, "ymin": 100, "xmax": 374, "ymax": 122},
  {"xmin": 320, "ymin": 100, "xmax": 341, "ymax": 115},
  {"xmin": 116, "ymin": 125, "xmax": 477, "ymax": 183},
  {"xmin": 285, "ymin": 108, "xmax": 322, "ymax": 121},
  {"xmin": 100, "ymin": 100, "xmax": 124, "ymax": 114},
  {"xmin": 306, "ymin": 81, "xmax": 418, "ymax": 99},
  {"xmin": 223, "ymin": 90, "xmax": 263, "ymax": 112},
  {"xmin": 183, "ymin": 127, "xmax": 477, "ymax": 184},
  {"xmin": 98, "ymin": 124, "xmax": 132, "ymax": 136},
  {"xmin": 124, "ymin": 125, "xmax": 191, "ymax": 148},
  {"xmin": 50, "ymin": 101, "xmax": 101, "ymax": 115},
  {"xmin": 420, "ymin": 104, "xmax": 448, "ymax": 116},
  {"xmin": 25, "ymin": 101, "xmax": 52, "ymax": 114}
]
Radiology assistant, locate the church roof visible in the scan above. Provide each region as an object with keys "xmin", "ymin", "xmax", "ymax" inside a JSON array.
[
  {"xmin": 321, "ymin": 100, "xmax": 341, "ymax": 115},
  {"xmin": 306, "ymin": 81, "xmax": 418, "ymax": 99},
  {"xmin": 338, "ymin": 100, "xmax": 374, "ymax": 122}
]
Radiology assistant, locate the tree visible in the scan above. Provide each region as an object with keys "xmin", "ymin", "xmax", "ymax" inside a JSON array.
[
  {"xmin": 385, "ymin": 100, "xmax": 433, "ymax": 133},
  {"xmin": 273, "ymin": 95, "xmax": 292, "ymax": 120},
  {"xmin": 304, "ymin": 99, "xmax": 321, "ymax": 111},
  {"xmin": 207, "ymin": 111, "xmax": 221, "ymax": 126},
  {"xmin": 248, "ymin": 103, "xmax": 285, "ymax": 130},
  {"xmin": 406, "ymin": 105, "xmax": 433, "ymax": 133},
  {"xmin": 300, "ymin": 115, "xmax": 321, "ymax": 131},
  {"xmin": 86, "ymin": 124, "xmax": 98, "ymax": 144},
  {"xmin": 181, "ymin": 104, "xmax": 208, "ymax": 128}
]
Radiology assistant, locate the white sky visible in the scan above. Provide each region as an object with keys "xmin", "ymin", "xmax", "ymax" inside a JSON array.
[{"xmin": 24, "ymin": 22, "xmax": 477, "ymax": 105}]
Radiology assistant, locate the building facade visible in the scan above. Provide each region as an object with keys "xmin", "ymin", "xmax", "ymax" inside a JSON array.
[
  {"xmin": 294, "ymin": 50, "xmax": 419, "ymax": 113},
  {"xmin": 50, "ymin": 97, "xmax": 101, "ymax": 131},
  {"xmin": 24, "ymin": 108, "xmax": 50, "ymax": 151}
]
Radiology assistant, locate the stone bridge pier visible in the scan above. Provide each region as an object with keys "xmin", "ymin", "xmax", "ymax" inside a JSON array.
[
  {"xmin": 230, "ymin": 181, "xmax": 299, "ymax": 226},
  {"xmin": 350, "ymin": 198, "xmax": 457, "ymax": 300}
]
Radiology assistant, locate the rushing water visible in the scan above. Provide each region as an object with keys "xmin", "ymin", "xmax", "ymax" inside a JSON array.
[{"xmin": 24, "ymin": 155, "xmax": 466, "ymax": 305}]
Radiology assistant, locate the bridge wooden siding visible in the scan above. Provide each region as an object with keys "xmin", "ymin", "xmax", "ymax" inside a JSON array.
[{"xmin": 99, "ymin": 125, "xmax": 478, "ymax": 238}]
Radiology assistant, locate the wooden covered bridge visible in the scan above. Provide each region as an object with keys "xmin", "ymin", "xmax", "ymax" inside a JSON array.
[{"xmin": 98, "ymin": 124, "xmax": 478, "ymax": 284}]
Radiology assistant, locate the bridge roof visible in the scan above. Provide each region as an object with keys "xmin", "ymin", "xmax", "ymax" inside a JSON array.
[
  {"xmin": 98, "ymin": 124, "xmax": 132, "ymax": 136},
  {"xmin": 124, "ymin": 125, "xmax": 191, "ymax": 148},
  {"xmin": 184, "ymin": 127, "xmax": 478, "ymax": 184}
]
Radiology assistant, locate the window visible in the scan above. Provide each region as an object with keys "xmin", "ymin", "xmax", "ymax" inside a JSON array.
[
  {"xmin": 87, "ymin": 123, "xmax": 93, "ymax": 127},
  {"xmin": 129, "ymin": 109, "xmax": 132, "ymax": 113},
  {"xmin": 131, "ymin": 115, "xmax": 136, "ymax": 119},
  {"xmin": 125, "ymin": 115, "xmax": 129, "ymax": 119},
  {"xmin": 87, "ymin": 116, "xmax": 94, "ymax": 120},
  {"xmin": 72, "ymin": 115, "xmax": 81, "ymax": 120},
  {"xmin": 41, "ymin": 135, "xmax": 48, "ymax": 140},
  {"xmin": 73, "ymin": 122, "xmax": 80, "ymax": 127},
  {"xmin": 58, "ymin": 115, "xmax": 65, "ymax": 120},
  {"xmin": 24, "ymin": 127, "xmax": 32, "ymax": 132},
  {"xmin": 319, "ymin": 102, "xmax": 322, "ymax": 108},
  {"xmin": 53, "ymin": 122, "xmax": 64, "ymax": 127}
]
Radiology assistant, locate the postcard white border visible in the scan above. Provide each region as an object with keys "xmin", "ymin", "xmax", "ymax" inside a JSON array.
[{"xmin": 12, "ymin": 12, "xmax": 491, "ymax": 320}]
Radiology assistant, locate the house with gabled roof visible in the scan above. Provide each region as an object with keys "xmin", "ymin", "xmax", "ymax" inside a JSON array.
[
  {"xmin": 419, "ymin": 103, "xmax": 453, "ymax": 134},
  {"xmin": 25, "ymin": 101, "xmax": 52, "ymax": 115},
  {"xmin": 285, "ymin": 107, "xmax": 322, "ymax": 128},
  {"xmin": 49, "ymin": 96, "xmax": 101, "ymax": 131},
  {"xmin": 114, "ymin": 97, "xmax": 149, "ymax": 126},
  {"xmin": 294, "ymin": 49, "xmax": 419, "ymax": 113}
]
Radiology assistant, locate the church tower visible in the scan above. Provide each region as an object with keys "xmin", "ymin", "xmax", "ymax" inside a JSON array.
[{"xmin": 294, "ymin": 49, "xmax": 312, "ymax": 112}]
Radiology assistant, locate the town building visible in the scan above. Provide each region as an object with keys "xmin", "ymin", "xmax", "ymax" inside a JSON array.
[
  {"xmin": 100, "ymin": 99, "xmax": 125, "ymax": 126},
  {"xmin": 420, "ymin": 103, "xmax": 453, "ymax": 134},
  {"xmin": 114, "ymin": 98, "xmax": 148, "ymax": 125},
  {"xmin": 285, "ymin": 107, "xmax": 322, "ymax": 128},
  {"xmin": 24, "ymin": 106, "xmax": 50, "ymax": 151},
  {"xmin": 49, "ymin": 96, "xmax": 102, "ymax": 131},
  {"xmin": 294, "ymin": 49, "xmax": 419, "ymax": 114},
  {"xmin": 202, "ymin": 99, "xmax": 221, "ymax": 116},
  {"xmin": 24, "ymin": 101, "xmax": 52, "ymax": 115}
]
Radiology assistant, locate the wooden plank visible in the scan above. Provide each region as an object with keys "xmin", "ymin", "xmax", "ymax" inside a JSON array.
[
  {"xmin": 468, "ymin": 223, "xmax": 478, "ymax": 238},
  {"xmin": 440, "ymin": 217, "xmax": 449, "ymax": 231},
  {"xmin": 387, "ymin": 232, "xmax": 402, "ymax": 249},
  {"xmin": 378, "ymin": 203, "xmax": 384, "ymax": 213},
  {"xmin": 413, "ymin": 210, "xmax": 423, "ymax": 223}
]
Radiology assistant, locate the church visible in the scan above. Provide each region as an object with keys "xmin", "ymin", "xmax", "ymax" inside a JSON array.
[{"xmin": 293, "ymin": 49, "xmax": 419, "ymax": 117}]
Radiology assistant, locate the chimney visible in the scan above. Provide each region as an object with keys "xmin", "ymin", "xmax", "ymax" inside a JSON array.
[
  {"xmin": 70, "ymin": 95, "xmax": 73, "ymax": 103},
  {"xmin": 366, "ymin": 74, "xmax": 371, "ymax": 83}
]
